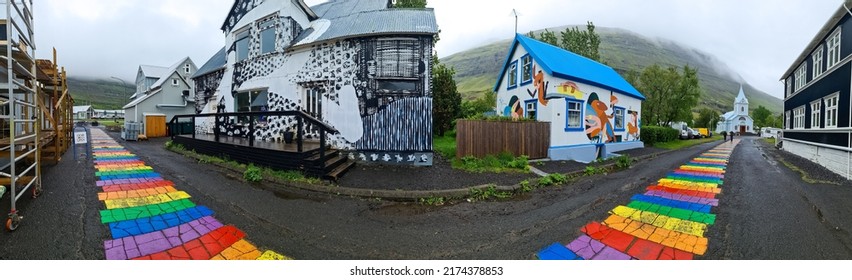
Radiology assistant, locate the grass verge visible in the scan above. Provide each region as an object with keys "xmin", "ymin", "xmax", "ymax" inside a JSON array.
[{"xmin": 654, "ymin": 135, "xmax": 722, "ymax": 150}]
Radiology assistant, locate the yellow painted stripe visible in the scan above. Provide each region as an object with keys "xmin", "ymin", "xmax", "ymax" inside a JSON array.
[
  {"xmin": 659, "ymin": 178, "xmax": 720, "ymax": 189},
  {"xmin": 611, "ymin": 206, "xmax": 707, "ymax": 237},
  {"xmin": 603, "ymin": 215, "xmax": 708, "ymax": 255},
  {"xmin": 256, "ymin": 250, "xmax": 292, "ymax": 260},
  {"xmin": 97, "ymin": 186, "xmax": 179, "ymax": 201},
  {"xmin": 103, "ymin": 191, "xmax": 192, "ymax": 209}
]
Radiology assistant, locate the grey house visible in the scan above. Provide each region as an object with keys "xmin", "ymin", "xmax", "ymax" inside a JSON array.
[{"xmin": 123, "ymin": 57, "xmax": 198, "ymax": 132}]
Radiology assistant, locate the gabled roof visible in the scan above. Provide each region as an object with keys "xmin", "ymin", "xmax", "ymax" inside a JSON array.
[
  {"xmin": 781, "ymin": 2, "xmax": 850, "ymax": 79},
  {"xmin": 494, "ymin": 34, "xmax": 644, "ymax": 100},
  {"xmin": 310, "ymin": 0, "xmax": 390, "ymax": 20},
  {"xmin": 150, "ymin": 57, "xmax": 194, "ymax": 90},
  {"xmin": 221, "ymin": 0, "xmax": 318, "ymax": 32},
  {"xmin": 123, "ymin": 88, "xmax": 163, "ymax": 109},
  {"xmin": 73, "ymin": 105, "xmax": 92, "ymax": 113},
  {"xmin": 139, "ymin": 65, "xmax": 168, "ymax": 79},
  {"xmin": 292, "ymin": 8, "xmax": 438, "ymax": 47},
  {"xmin": 192, "ymin": 47, "xmax": 227, "ymax": 79}
]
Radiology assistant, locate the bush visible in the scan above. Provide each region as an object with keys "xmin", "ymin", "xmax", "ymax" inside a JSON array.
[
  {"xmin": 641, "ymin": 126, "xmax": 679, "ymax": 145},
  {"xmin": 616, "ymin": 155, "xmax": 632, "ymax": 169},
  {"xmin": 243, "ymin": 164, "xmax": 263, "ymax": 182}
]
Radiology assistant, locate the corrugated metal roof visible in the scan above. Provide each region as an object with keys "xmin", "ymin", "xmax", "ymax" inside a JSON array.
[
  {"xmin": 139, "ymin": 65, "xmax": 168, "ymax": 78},
  {"xmin": 73, "ymin": 105, "xmax": 92, "ymax": 113},
  {"xmin": 494, "ymin": 34, "xmax": 645, "ymax": 100},
  {"xmin": 310, "ymin": 0, "xmax": 389, "ymax": 20},
  {"xmin": 192, "ymin": 47, "xmax": 227, "ymax": 79},
  {"xmin": 294, "ymin": 8, "xmax": 438, "ymax": 46}
]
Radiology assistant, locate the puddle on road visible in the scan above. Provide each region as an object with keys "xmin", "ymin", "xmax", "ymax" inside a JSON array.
[{"xmin": 271, "ymin": 189, "xmax": 328, "ymax": 203}]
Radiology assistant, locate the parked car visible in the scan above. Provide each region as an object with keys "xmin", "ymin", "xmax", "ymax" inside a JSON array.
[
  {"xmin": 762, "ymin": 127, "xmax": 781, "ymax": 139},
  {"xmin": 680, "ymin": 128, "xmax": 695, "ymax": 140},
  {"xmin": 690, "ymin": 128, "xmax": 701, "ymax": 139},
  {"xmin": 696, "ymin": 128, "xmax": 711, "ymax": 138}
]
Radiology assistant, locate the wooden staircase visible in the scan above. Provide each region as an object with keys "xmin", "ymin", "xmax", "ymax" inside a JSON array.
[{"xmin": 304, "ymin": 148, "xmax": 355, "ymax": 181}]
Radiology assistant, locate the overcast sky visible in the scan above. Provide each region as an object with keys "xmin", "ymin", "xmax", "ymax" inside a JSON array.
[{"xmin": 35, "ymin": 0, "xmax": 842, "ymax": 99}]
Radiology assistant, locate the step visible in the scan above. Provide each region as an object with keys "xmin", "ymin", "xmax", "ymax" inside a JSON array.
[
  {"xmin": 321, "ymin": 155, "xmax": 348, "ymax": 171},
  {"xmin": 305, "ymin": 149, "xmax": 339, "ymax": 162},
  {"xmin": 324, "ymin": 159, "xmax": 354, "ymax": 181}
]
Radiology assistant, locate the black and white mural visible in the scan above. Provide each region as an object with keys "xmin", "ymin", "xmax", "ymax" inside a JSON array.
[{"xmin": 202, "ymin": 0, "xmax": 436, "ymax": 166}]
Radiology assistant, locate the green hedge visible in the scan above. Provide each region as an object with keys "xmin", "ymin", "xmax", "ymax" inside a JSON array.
[{"xmin": 642, "ymin": 126, "xmax": 679, "ymax": 145}]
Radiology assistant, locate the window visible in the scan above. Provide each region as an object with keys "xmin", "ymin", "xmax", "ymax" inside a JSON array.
[
  {"xmin": 825, "ymin": 93, "xmax": 839, "ymax": 128},
  {"xmin": 525, "ymin": 100, "xmax": 537, "ymax": 120},
  {"xmin": 375, "ymin": 39, "xmax": 421, "ymax": 78},
  {"xmin": 614, "ymin": 107, "xmax": 625, "ymax": 131},
  {"xmin": 507, "ymin": 61, "xmax": 518, "ymax": 89},
  {"xmin": 303, "ymin": 86, "xmax": 322, "ymax": 119},
  {"xmin": 235, "ymin": 29, "xmax": 250, "ymax": 62},
  {"xmin": 793, "ymin": 106, "xmax": 805, "ymax": 129},
  {"xmin": 811, "ymin": 100, "xmax": 821, "ymax": 129},
  {"xmin": 566, "ymin": 100, "xmax": 582, "ymax": 131},
  {"xmin": 171, "ymin": 78, "xmax": 178, "ymax": 86},
  {"xmin": 827, "ymin": 28, "xmax": 842, "ymax": 69},
  {"xmin": 184, "ymin": 63, "xmax": 191, "ymax": 74},
  {"xmin": 260, "ymin": 20, "xmax": 275, "ymax": 55},
  {"xmin": 235, "ymin": 90, "xmax": 267, "ymax": 123},
  {"xmin": 794, "ymin": 64, "xmax": 807, "ymax": 91},
  {"xmin": 521, "ymin": 55, "xmax": 532, "ymax": 84},
  {"xmin": 785, "ymin": 77, "xmax": 792, "ymax": 98},
  {"xmin": 813, "ymin": 46, "xmax": 824, "ymax": 78},
  {"xmin": 785, "ymin": 111, "xmax": 791, "ymax": 129}
]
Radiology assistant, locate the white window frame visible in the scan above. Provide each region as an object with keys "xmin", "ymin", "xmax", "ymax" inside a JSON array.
[
  {"xmin": 184, "ymin": 63, "xmax": 191, "ymax": 74},
  {"xmin": 234, "ymin": 28, "xmax": 250, "ymax": 62},
  {"xmin": 825, "ymin": 93, "xmax": 839, "ymax": 128},
  {"xmin": 565, "ymin": 100, "xmax": 583, "ymax": 131},
  {"xmin": 811, "ymin": 100, "xmax": 821, "ymax": 129},
  {"xmin": 793, "ymin": 106, "xmax": 806, "ymax": 129},
  {"xmin": 794, "ymin": 64, "xmax": 807, "ymax": 91},
  {"xmin": 171, "ymin": 78, "xmax": 178, "ymax": 86},
  {"xmin": 812, "ymin": 46, "xmax": 824, "ymax": 78},
  {"xmin": 827, "ymin": 28, "xmax": 842, "ymax": 69},
  {"xmin": 785, "ymin": 111, "xmax": 790, "ymax": 129},
  {"xmin": 785, "ymin": 77, "xmax": 792, "ymax": 98}
]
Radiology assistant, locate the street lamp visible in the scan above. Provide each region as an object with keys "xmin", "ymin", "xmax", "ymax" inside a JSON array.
[{"xmin": 111, "ymin": 76, "xmax": 130, "ymax": 108}]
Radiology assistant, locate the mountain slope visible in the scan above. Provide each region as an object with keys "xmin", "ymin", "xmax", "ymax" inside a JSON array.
[
  {"xmin": 441, "ymin": 26, "xmax": 783, "ymax": 115},
  {"xmin": 67, "ymin": 77, "xmax": 135, "ymax": 110}
]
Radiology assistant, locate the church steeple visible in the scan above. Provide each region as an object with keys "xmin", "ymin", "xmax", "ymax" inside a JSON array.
[{"xmin": 735, "ymin": 85, "xmax": 749, "ymax": 115}]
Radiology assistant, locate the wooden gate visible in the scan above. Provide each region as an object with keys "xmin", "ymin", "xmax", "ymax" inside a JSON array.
[{"xmin": 145, "ymin": 115, "xmax": 167, "ymax": 138}]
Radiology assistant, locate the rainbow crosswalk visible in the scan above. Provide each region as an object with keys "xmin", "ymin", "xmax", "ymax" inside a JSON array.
[
  {"xmin": 90, "ymin": 129, "xmax": 290, "ymax": 260},
  {"xmin": 538, "ymin": 140, "xmax": 739, "ymax": 260}
]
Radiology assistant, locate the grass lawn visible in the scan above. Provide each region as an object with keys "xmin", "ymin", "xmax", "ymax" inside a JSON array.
[
  {"xmin": 90, "ymin": 119, "xmax": 124, "ymax": 127},
  {"xmin": 761, "ymin": 137, "xmax": 777, "ymax": 145},
  {"xmin": 654, "ymin": 135, "xmax": 723, "ymax": 150},
  {"xmin": 433, "ymin": 131, "xmax": 457, "ymax": 159}
]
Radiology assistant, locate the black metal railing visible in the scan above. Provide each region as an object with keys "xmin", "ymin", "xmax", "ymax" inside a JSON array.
[{"xmin": 170, "ymin": 110, "xmax": 339, "ymax": 160}]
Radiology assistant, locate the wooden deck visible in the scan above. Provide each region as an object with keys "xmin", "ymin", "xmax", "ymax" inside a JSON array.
[
  {"xmin": 178, "ymin": 134, "xmax": 322, "ymax": 153},
  {"xmin": 172, "ymin": 134, "xmax": 354, "ymax": 179}
]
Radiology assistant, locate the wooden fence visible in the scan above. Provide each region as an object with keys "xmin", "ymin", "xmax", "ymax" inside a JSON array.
[{"xmin": 456, "ymin": 119, "xmax": 550, "ymax": 159}]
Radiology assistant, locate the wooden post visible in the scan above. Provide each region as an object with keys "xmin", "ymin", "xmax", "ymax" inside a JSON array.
[
  {"xmin": 191, "ymin": 116, "xmax": 196, "ymax": 139},
  {"xmin": 248, "ymin": 115, "xmax": 255, "ymax": 147},
  {"xmin": 320, "ymin": 128, "xmax": 326, "ymax": 160},
  {"xmin": 297, "ymin": 116, "xmax": 303, "ymax": 153},
  {"xmin": 214, "ymin": 114, "xmax": 220, "ymax": 143}
]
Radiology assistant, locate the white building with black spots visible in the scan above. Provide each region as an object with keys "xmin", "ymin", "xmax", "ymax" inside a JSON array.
[{"xmin": 192, "ymin": 0, "xmax": 438, "ymax": 166}]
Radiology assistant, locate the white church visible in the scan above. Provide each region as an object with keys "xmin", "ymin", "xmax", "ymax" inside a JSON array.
[{"xmin": 716, "ymin": 86, "xmax": 755, "ymax": 134}]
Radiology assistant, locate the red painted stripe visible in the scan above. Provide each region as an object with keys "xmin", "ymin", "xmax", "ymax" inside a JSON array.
[
  {"xmin": 581, "ymin": 222, "xmax": 693, "ymax": 260},
  {"xmin": 131, "ymin": 225, "xmax": 245, "ymax": 260}
]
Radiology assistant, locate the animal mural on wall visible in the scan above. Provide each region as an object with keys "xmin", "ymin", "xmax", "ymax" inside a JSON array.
[
  {"xmin": 627, "ymin": 110, "xmax": 640, "ymax": 141},
  {"xmin": 584, "ymin": 92, "xmax": 616, "ymax": 143},
  {"xmin": 553, "ymin": 81, "xmax": 584, "ymax": 100},
  {"xmin": 526, "ymin": 67, "xmax": 550, "ymax": 105},
  {"xmin": 503, "ymin": 95, "xmax": 524, "ymax": 121}
]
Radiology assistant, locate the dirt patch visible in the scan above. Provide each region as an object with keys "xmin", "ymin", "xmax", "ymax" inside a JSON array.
[{"xmin": 336, "ymin": 155, "xmax": 535, "ymax": 191}]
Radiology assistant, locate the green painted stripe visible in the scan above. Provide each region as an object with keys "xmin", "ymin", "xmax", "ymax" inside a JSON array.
[
  {"xmin": 100, "ymin": 199, "xmax": 196, "ymax": 224},
  {"xmin": 626, "ymin": 200, "xmax": 716, "ymax": 225}
]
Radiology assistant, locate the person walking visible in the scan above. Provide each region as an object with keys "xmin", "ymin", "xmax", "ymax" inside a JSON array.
[
  {"xmin": 721, "ymin": 131, "xmax": 727, "ymax": 142},
  {"xmin": 730, "ymin": 131, "xmax": 735, "ymax": 143}
]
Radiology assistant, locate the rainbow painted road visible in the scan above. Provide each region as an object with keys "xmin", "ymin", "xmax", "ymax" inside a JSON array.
[
  {"xmin": 537, "ymin": 140, "xmax": 739, "ymax": 260},
  {"xmin": 91, "ymin": 129, "xmax": 289, "ymax": 260}
]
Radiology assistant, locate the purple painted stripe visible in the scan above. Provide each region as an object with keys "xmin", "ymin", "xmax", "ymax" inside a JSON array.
[
  {"xmin": 645, "ymin": 190, "xmax": 719, "ymax": 206},
  {"xmin": 103, "ymin": 216, "xmax": 223, "ymax": 260},
  {"xmin": 566, "ymin": 234, "xmax": 607, "ymax": 260}
]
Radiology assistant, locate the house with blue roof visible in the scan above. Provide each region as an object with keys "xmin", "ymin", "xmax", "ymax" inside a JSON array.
[
  {"xmin": 495, "ymin": 34, "xmax": 645, "ymax": 163},
  {"xmin": 189, "ymin": 0, "xmax": 439, "ymax": 166}
]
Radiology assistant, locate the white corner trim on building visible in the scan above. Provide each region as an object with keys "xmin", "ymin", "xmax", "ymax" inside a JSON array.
[{"xmin": 783, "ymin": 138, "xmax": 852, "ymax": 180}]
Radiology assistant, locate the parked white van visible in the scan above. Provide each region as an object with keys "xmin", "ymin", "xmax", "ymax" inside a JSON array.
[{"xmin": 762, "ymin": 127, "xmax": 781, "ymax": 139}]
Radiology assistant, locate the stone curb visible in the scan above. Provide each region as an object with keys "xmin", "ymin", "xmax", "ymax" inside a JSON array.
[{"xmin": 173, "ymin": 141, "xmax": 714, "ymax": 202}]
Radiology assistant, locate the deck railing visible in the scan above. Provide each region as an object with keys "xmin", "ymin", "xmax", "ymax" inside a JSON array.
[{"xmin": 170, "ymin": 111, "xmax": 339, "ymax": 160}]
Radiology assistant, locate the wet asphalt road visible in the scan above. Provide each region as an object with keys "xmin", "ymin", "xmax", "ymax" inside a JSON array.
[{"xmin": 2, "ymin": 132, "xmax": 851, "ymax": 260}]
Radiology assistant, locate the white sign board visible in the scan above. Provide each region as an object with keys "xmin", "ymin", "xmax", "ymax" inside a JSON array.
[{"xmin": 74, "ymin": 132, "xmax": 88, "ymax": 144}]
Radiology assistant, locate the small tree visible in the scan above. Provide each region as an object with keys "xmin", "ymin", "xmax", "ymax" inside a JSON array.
[
  {"xmin": 394, "ymin": 0, "xmax": 426, "ymax": 8},
  {"xmin": 432, "ymin": 62, "xmax": 461, "ymax": 136},
  {"xmin": 696, "ymin": 108, "xmax": 719, "ymax": 130},
  {"xmin": 752, "ymin": 105, "xmax": 772, "ymax": 128}
]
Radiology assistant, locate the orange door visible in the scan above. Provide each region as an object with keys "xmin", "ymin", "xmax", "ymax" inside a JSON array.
[{"xmin": 145, "ymin": 115, "xmax": 167, "ymax": 138}]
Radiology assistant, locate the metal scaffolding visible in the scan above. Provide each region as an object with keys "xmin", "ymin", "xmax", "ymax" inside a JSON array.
[{"xmin": 1, "ymin": 0, "xmax": 41, "ymax": 231}]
